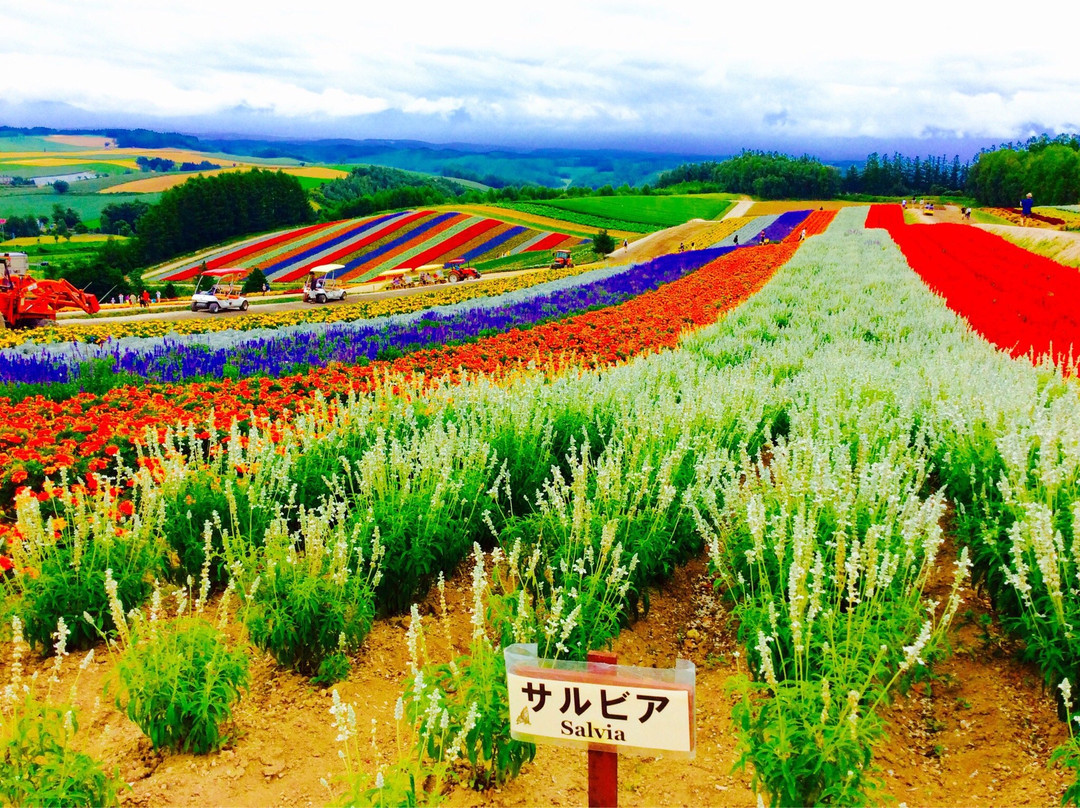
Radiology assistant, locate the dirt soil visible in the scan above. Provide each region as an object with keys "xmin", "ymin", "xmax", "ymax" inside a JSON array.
[
  {"xmin": 15, "ymin": 552, "xmax": 1071, "ymax": 808},
  {"xmin": 903, "ymin": 205, "xmax": 970, "ymax": 225}
]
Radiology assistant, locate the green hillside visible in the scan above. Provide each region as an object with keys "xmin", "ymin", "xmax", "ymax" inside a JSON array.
[
  {"xmin": 0, "ymin": 187, "xmax": 163, "ymax": 227},
  {"xmin": 537, "ymin": 194, "xmax": 737, "ymax": 226}
]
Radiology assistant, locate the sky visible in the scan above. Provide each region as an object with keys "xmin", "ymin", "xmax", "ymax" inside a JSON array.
[{"xmin": 2, "ymin": 0, "xmax": 1078, "ymax": 160}]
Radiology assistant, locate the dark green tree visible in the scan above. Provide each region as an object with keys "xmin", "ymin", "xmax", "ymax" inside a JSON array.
[
  {"xmin": 241, "ymin": 267, "xmax": 268, "ymax": 295},
  {"xmin": 592, "ymin": 229, "xmax": 616, "ymax": 255}
]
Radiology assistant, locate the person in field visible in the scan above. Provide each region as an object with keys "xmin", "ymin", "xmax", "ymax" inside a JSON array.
[{"xmin": 1021, "ymin": 193, "xmax": 1034, "ymax": 223}]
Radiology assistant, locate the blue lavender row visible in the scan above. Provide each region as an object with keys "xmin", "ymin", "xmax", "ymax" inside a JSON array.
[
  {"xmin": 6, "ymin": 253, "xmax": 653, "ymax": 364},
  {"xmin": 750, "ymin": 210, "xmax": 811, "ymax": 244},
  {"xmin": 0, "ymin": 248, "xmax": 732, "ymax": 387}
]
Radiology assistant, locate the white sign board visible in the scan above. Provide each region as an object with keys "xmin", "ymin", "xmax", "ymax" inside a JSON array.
[{"xmin": 504, "ymin": 644, "xmax": 695, "ymax": 758}]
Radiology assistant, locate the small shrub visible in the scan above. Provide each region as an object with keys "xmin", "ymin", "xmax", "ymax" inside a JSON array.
[
  {"xmin": 115, "ymin": 613, "xmax": 249, "ymax": 754},
  {"xmin": 243, "ymin": 504, "xmax": 382, "ymax": 681},
  {"xmin": 1, "ymin": 694, "xmax": 124, "ymax": 807},
  {"xmin": 10, "ymin": 488, "xmax": 160, "ymax": 652},
  {"xmin": 1, "ymin": 616, "xmax": 124, "ymax": 807}
]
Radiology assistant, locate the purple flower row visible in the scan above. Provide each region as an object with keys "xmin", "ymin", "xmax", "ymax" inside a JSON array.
[{"xmin": 1, "ymin": 247, "xmax": 732, "ymax": 388}]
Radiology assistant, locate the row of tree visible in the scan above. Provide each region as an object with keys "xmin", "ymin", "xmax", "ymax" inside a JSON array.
[
  {"xmin": 843, "ymin": 153, "xmax": 969, "ymax": 196},
  {"xmin": 656, "ymin": 152, "xmax": 841, "ymax": 199},
  {"xmin": 135, "ymin": 156, "xmax": 221, "ymax": 173},
  {"xmin": 1, "ymin": 205, "xmax": 87, "ymax": 239},
  {"xmin": 312, "ymin": 164, "xmax": 655, "ymax": 221},
  {"xmin": 967, "ymin": 136, "xmax": 1080, "ymax": 206}
]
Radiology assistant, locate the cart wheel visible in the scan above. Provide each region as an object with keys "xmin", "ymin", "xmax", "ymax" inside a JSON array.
[
  {"xmin": 341, "ymin": 292, "xmax": 347, "ymax": 300},
  {"xmin": 208, "ymin": 302, "xmax": 220, "ymax": 313},
  {"xmin": 240, "ymin": 300, "xmax": 249, "ymax": 311},
  {"xmin": 448, "ymin": 272, "xmax": 460, "ymax": 283},
  {"xmin": 191, "ymin": 303, "xmax": 199, "ymax": 312},
  {"xmin": 317, "ymin": 294, "xmax": 326, "ymax": 304}
]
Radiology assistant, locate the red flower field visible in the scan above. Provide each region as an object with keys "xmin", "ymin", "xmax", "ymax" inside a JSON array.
[{"xmin": 867, "ymin": 204, "xmax": 1080, "ymax": 369}]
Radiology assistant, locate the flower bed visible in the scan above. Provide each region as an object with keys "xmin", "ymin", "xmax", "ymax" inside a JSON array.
[
  {"xmin": 867, "ymin": 203, "xmax": 1080, "ymax": 367},
  {"xmin": 0, "ymin": 245, "xmax": 794, "ymax": 504}
]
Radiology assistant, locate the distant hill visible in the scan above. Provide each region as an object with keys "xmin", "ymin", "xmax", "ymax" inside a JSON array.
[{"xmin": 0, "ymin": 126, "xmax": 718, "ymax": 189}]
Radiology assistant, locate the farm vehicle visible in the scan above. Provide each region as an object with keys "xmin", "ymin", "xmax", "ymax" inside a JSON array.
[
  {"xmin": 0, "ymin": 251, "xmax": 101, "ymax": 329},
  {"xmin": 551, "ymin": 249, "xmax": 574, "ymax": 269},
  {"xmin": 441, "ymin": 258, "xmax": 481, "ymax": 283},
  {"xmin": 191, "ymin": 268, "xmax": 250, "ymax": 313},
  {"xmin": 382, "ymin": 260, "xmax": 481, "ymax": 291},
  {"xmin": 303, "ymin": 265, "xmax": 348, "ymax": 303}
]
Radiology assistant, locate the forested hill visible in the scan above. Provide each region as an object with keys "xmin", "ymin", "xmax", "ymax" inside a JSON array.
[{"xmin": 0, "ymin": 126, "xmax": 712, "ymax": 189}]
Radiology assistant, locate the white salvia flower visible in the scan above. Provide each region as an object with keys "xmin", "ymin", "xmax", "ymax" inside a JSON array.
[
  {"xmin": 445, "ymin": 701, "xmax": 480, "ymax": 763},
  {"xmin": 52, "ymin": 616, "xmax": 70, "ymax": 660},
  {"xmin": 104, "ymin": 568, "xmax": 130, "ymax": 647},
  {"xmin": 375, "ymin": 771, "xmax": 385, "ymax": 789},
  {"xmin": 820, "ymin": 677, "xmax": 831, "ymax": 725},
  {"xmin": 898, "ymin": 620, "xmax": 933, "ymax": 673},
  {"xmin": 406, "ymin": 604, "xmax": 422, "ymax": 674},
  {"xmin": 423, "ymin": 689, "xmax": 443, "ymax": 730},
  {"xmin": 149, "ymin": 579, "xmax": 162, "ymax": 624},
  {"xmin": 4, "ymin": 615, "xmax": 26, "ymax": 708},
  {"xmin": 1061, "ymin": 679, "xmax": 1074, "ymax": 715},
  {"xmin": 600, "ymin": 520, "xmax": 616, "ymax": 557},
  {"xmin": 173, "ymin": 586, "xmax": 188, "ymax": 619},
  {"xmin": 394, "ymin": 697, "xmax": 404, "ymax": 722},
  {"xmin": 756, "ymin": 631, "xmax": 778, "ymax": 689},
  {"xmin": 846, "ymin": 690, "xmax": 860, "ymax": 740},
  {"xmin": 49, "ymin": 616, "xmax": 70, "ymax": 684},
  {"xmin": 329, "ymin": 689, "xmax": 357, "ymax": 744},
  {"xmin": 470, "ymin": 543, "xmax": 488, "ymax": 642}
]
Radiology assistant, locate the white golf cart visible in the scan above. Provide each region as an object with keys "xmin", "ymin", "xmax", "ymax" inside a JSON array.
[
  {"xmin": 191, "ymin": 268, "xmax": 250, "ymax": 313},
  {"xmin": 303, "ymin": 264, "xmax": 348, "ymax": 303}
]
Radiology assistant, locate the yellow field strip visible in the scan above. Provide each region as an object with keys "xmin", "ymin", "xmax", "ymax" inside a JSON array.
[{"xmin": 746, "ymin": 199, "xmax": 865, "ymax": 215}]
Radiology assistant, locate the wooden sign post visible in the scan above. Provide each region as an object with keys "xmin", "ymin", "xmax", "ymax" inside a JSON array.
[
  {"xmin": 587, "ymin": 650, "xmax": 619, "ymax": 808},
  {"xmin": 504, "ymin": 644, "xmax": 696, "ymax": 808}
]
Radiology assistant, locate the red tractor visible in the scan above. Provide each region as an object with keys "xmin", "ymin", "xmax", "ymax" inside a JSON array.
[
  {"xmin": 0, "ymin": 252, "xmax": 101, "ymax": 329},
  {"xmin": 551, "ymin": 249, "xmax": 574, "ymax": 269}
]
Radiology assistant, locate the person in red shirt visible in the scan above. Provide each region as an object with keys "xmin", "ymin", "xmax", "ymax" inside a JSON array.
[{"xmin": 140, "ymin": 289, "xmax": 151, "ymax": 308}]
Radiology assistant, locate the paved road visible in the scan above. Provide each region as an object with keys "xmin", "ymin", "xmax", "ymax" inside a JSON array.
[{"xmin": 58, "ymin": 269, "xmax": 545, "ymax": 326}]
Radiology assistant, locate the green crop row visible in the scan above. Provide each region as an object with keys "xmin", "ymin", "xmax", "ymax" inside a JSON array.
[{"xmin": 493, "ymin": 201, "xmax": 662, "ymax": 233}]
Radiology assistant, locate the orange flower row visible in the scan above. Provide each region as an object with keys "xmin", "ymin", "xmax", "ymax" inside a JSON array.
[{"xmin": 0, "ymin": 244, "xmax": 798, "ymax": 511}]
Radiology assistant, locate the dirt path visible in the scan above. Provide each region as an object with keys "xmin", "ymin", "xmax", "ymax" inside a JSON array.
[
  {"xmin": 20, "ymin": 552, "xmax": 1070, "ymax": 808},
  {"xmin": 905, "ymin": 204, "xmax": 969, "ymax": 225},
  {"xmin": 723, "ymin": 200, "xmax": 754, "ymax": 219}
]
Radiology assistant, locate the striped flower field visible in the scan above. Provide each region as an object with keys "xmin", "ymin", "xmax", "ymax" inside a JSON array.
[
  {"xmin": 4, "ymin": 206, "xmax": 1080, "ymax": 807},
  {"xmin": 151, "ymin": 209, "xmax": 584, "ymax": 285}
]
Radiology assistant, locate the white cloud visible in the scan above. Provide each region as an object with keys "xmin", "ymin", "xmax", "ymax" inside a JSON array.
[{"xmin": 2, "ymin": 0, "xmax": 1078, "ymax": 149}]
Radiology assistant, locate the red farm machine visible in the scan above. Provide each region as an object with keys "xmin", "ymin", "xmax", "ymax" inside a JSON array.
[
  {"xmin": 0, "ymin": 252, "xmax": 100, "ymax": 329},
  {"xmin": 550, "ymin": 249, "xmax": 574, "ymax": 269}
]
